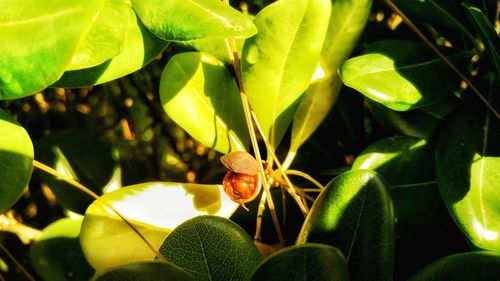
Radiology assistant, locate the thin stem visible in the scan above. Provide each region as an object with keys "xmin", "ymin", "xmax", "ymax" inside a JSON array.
[
  {"xmin": 225, "ymin": 38, "xmax": 285, "ymax": 246},
  {"xmin": 285, "ymin": 170, "xmax": 325, "ymax": 190},
  {"xmin": 0, "ymin": 243, "xmax": 36, "ymax": 281},
  {"xmin": 253, "ymin": 190, "xmax": 267, "ymax": 241},
  {"xmin": 383, "ymin": 0, "xmax": 500, "ymax": 120},
  {"xmin": 0, "ymin": 213, "xmax": 42, "ymax": 244},
  {"xmin": 32, "ymin": 160, "xmax": 165, "ymax": 261},
  {"xmin": 250, "ymin": 111, "xmax": 309, "ymax": 216}
]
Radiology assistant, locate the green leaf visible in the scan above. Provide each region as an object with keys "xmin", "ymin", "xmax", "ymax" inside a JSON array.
[
  {"xmin": 174, "ymin": 38, "xmax": 245, "ymax": 64},
  {"xmin": 0, "ymin": 109, "xmax": 33, "ymax": 214},
  {"xmin": 367, "ymin": 98, "xmax": 457, "ymax": 138},
  {"xmin": 250, "ymin": 243, "xmax": 349, "ymax": 281},
  {"xmin": 290, "ymin": 74, "xmax": 341, "ymax": 153},
  {"xmin": 462, "ymin": 2, "xmax": 500, "ymax": 79},
  {"xmin": 29, "ymin": 218, "xmax": 94, "ymax": 281},
  {"xmin": 36, "ymin": 130, "xmax": 116, "ymax": 214},
  {"xmin": 91, "ymin": 261, "xmax": 194, "ymax": 281},
  {"xmin": 0, "ymin": 0, "xmax": 104, "ymax": 99},
  {"xmin": 160, "ymin": 52, "xmax": 248, "ymax": 153},
  {"xmin": 81, "ymin": 182, "xmax": 238, "ymax": 272},
  {"xmin": 436, "ymin": 110, "xmax": 500, "ymax": 252},
  {"xmin": 131, "ymin": 0, "xmax": 256, "ymax": 41},
  {"xmin": 53, "ymin": 6, "xmax": 168, "ymax": 88},
  {"xmin": 289, "ymin": 0, "xmax": 373, "ymax": 151},
  {"xmin": 241, "ymin": 0, "xmax": 331, "ymax": 147},
  {"xmin": 352, "ymin": 136, "xmax": 444, "ymax": 224},
  {"xmin": 159, "ymin": 215, "xmax": 262, "ymax": 281},
  {"xmin": 297, "ymin": 170, "xmax": 394, "ymax": 281},
  {"xmin": 66, "ymin": 0, "xmax": 128, "ymax": 70},
  {"xmin": 391, "ymin": 0, "xmax": 475, "ymax": 44},
  {"xmin": 340, "ymin": 40, "xmax": 469, "ymax": 111},
  {"xmin": 407, "ymin": 251, "xmax": 500, "ymax": 281}
]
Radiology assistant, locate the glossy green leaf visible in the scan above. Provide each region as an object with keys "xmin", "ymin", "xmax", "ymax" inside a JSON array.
[
  {"xmin": 297, "ymin": 170, "xmax": 394, "ymax": 281},
  {"xmin": 30, "ymin": 218, "xmax": 94, "ymax": 281},
  {"xmin": 391, "ymin": 0, "xmax": 475, "ymax": 43},
  {"xmin": 81, "ymin": 182, "xmax": 238, "ymax": 272},
  {"xmin": 462, "ymin": 2, "xmax": 500, "ymax": 79},
  {"xmin": 289, "ymin": 0, "xmax": 372, "ymax": 152},
  {"xmin": 91, "ymin": 261, "xmax": 193, "ymax": 281},
  {"xmin": 352, "ymin": 136, "xmax": 444, "ymax": 224},
  {"xmin": 36, "ymin": 130, "xmax": 116, "ymax": 214},
  {"xmin": 407, "ymin": 251, "xmax": 500, "ymax": 281},
  {"xmin": 250, "ymin": 243, "xmax": 349, "ymax": 281},
  {"xmin": 436, "ymin": 110, "xmax": 500, "ymax": 251},
  {"xmin": 53, "ymin": 6, "xmax": 168, "ymax": 88},
  {"xmin": 160, "ymin": 52, "xmax": 248, "ymax": 153},
  {"xmin": 290, "ymin": 73, "xmax": 341, "ymax": 153},
  {"xmin": 66, "ymin": 0, "xmax": 128, "ymax": 70},
  {"xmin": 131, "ymin": 0, "xmax": 256, "ymax": 41},
  {"xmin": 367, "ymin": 98, "xmax": 457, "ymax": 138},
  {"xmin": 340, "ymin": 40, "xmax": 469, "ymax": 111},
  {"xmin": 174, "ymin": 38, "xmax": 245, "ymax": 64},
  {"xmin": 241, "ymin": 0, "xmax": 331, "ymax": 147},
  {"xmin": 159, "ymin": 215, "xmax": 262, "ymax": 281},
  {"xmin": 0, "ymin": 0, "xmax": 104, "ymax": 99},
  {"xmin": 0, "ymin": 109, "xmax": 33, "ymax": 214}
]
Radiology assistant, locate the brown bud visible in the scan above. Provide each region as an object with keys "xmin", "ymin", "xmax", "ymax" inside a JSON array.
[{"xmin": 220, "ymin": 151, "xmax": 259, "ymax": 175}]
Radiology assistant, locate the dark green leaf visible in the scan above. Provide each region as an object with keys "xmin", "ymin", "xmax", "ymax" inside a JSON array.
[
  {"xmin": 0, "ymin": 109, "xmax": 33, "ymax": 214},
  {"xmin": 30, "ymin": 218, "xmax": 94, "ymax": 281},
  {"xmin": 367, "ymin": 98, "xmax": 457, "ymax": 138},
  {"xmin": 436, "ymin": 110, "xmax": 500, "ymax": 251},
  {"xmin": 462, "ymin": 2, "xmax": 500, "ymax": 79},
  {"xmin": 66, "ymin": 0, "xmax": 128, "ymax": 70},
  {"xmin": 91, "ymin": 261, "xmax": 194, "ymax": 281},
  {"xmin": 250, "ymin": 244, "xmax": 349, "ymax": 281},
  {"xmin": 407, "ymin": 251, "xmax": 500, "ymax": 281},
  {"xmin": 297, "ymin": 170, "xmax": 394, "ymax": 281},
  {"xmin": 352, "ymin": 136, "xmax": 444, "ymax": 224},
  {"xmin": 340, "ymin": 40, "xmax": 469, "ymax": 111},
  {"xmin": 0, "ymin": 0, "xmax": 104, "ymax": 99},
  {"xmin": 53, "ymin": 7, "xmax": 168, "ymax": 88},
  {"xmin": 391, "ymin": 0, "xmax": 475, "ymax": 44},
  {"xmin": 160, "ymin": 52, "xmax": 248, "ymax": 153},
  {"xmin": 131, "ymin": 0, "xmax": 256, "ymax": 41},
  {"xmin": 159, "ymin": 215, "xmax": 262, "ymax": 281},
  {"xmin": 81, "ymin": 182, "xmax": 238, "ymax": 272},
  {"xmin": 36, "ymin": 130, "xmax": 115, "ymax": 214},
  {"xmin": 241, "ymin": 0, "xmax": 331, "ymax": 147}
]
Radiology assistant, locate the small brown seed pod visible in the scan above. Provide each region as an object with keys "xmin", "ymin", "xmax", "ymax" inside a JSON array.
[{"xmin": 220, "ymin": 151, "xmax": 258, "ymax": 175}]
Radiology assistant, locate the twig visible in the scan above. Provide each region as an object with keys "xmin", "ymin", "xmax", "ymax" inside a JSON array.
[{"xmin": 0, "ymin": 243, "xmax": 36, "ymax": 281}]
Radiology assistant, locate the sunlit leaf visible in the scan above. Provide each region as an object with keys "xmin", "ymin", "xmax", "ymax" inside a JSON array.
[
  {"xmin": 407, "ymin": 251, "xmax": 500, "ymax": 281},
  {"xmin": 30, "ymin": 218, "xmax": 94, "ymax": 281},
  {"xmin": 436, "ymin": 110, "xmax": 500, "ymax": 252},
  {"xmin": 297, "ymin": 170, "xmax": 394, "ymax": 281},
  {"xmin": 352, "ymin": 136, "xmax": 444, "ymax": 224},
  {"xmin": 81, "ymin": 182, "xmax": 239, "ymax": 272},
  {"xmin": 131, "ymin": 0, "xmax": 256, "ymax": 41},
  {"xmin": 53, "ymin": 6, "xmax": 168, "ymax": 88},
  {"xmin": 0, "ymin": 0, "xmax": 104, "ymax": 99},
  {"xmin": 66, "ymin": 0, "xmax": 128, "ymax": 70},
  {"xmin": 160, "ymin": 52, "xmax": 248, "ymax": 153},
  {"xmin": 340, "ymin": 40, "xmax": 469, "ymax": 111},
  {"xmin": 462, "ymin": 2, "xmax": 500, "ymax": 79},
  {"xmin": 36, "ymin": 130, "xmax": 116, "ymax": 214},
  {"xmin": 92, "ymin": 261, "xmax": 193, "ymax": 281},
  {"xmin": 159, "ymin": 215, "xmax": 261, "ymax": 281},
  {"xmin": 0, "ymin": 109, "xmax": 33, "ymax": 214},
  {"xmin": 250, "ymin": 244, "xmax": 349, "ymax": 281},
  {"xmin": 241, "ymin": 0, "xmax": 331, "ymax": 147},
  {"xmin": 174, "ymin": 38, "xmax": 245, "ymax": 64},
  {"xmin": 289, "ymin": 0, "xmax": 372, "ymax": 152}
]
